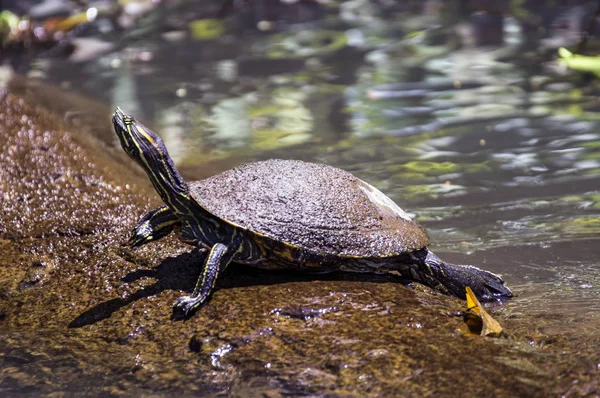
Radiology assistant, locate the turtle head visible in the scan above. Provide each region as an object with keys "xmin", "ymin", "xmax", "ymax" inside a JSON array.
[
  {"xmin": 112, "ymin": 107, "xmax": 189, "ymax": 207},
  {"xmin": 112, "ymin": 107, "xmax": 169, "ymax": 167}
]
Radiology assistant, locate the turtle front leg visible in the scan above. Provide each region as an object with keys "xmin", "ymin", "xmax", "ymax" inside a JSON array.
[
  {"xmin": 173, "ymin": 241, "xmax": 239, "ymax": 316},
  {"xmin": 128, "ymin": 205, "xmax": 180, "ymax": 247}
]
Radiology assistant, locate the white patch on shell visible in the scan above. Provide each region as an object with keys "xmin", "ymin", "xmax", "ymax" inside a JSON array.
[{"xmin": 358, "ymin": 181, "xmax": 413, "ymax": 221}]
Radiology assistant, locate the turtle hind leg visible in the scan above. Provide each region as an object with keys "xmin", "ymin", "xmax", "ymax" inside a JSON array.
[
  {"xmin": 417, "ymin": 250, "xmax": 512, "ymax": 301},
  {"xmin": 128, "ymin": 205, "xmax": 180, "ymax": 247}
]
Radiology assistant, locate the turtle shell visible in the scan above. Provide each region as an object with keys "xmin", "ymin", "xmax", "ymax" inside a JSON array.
[{"xmin": 189, "ymin": 159, "xmax": 430, "ymax": 258}]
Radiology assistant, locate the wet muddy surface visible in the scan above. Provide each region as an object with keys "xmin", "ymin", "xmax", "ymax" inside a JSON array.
[{"xmin": 1, "ymin": 1, "xmax": 600, "ymax": 396}]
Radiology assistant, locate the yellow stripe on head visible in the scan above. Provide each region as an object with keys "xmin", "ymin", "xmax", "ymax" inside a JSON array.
[{"xmin": 135, "ymin": 124, "xmax": 163, "ymax": 156}]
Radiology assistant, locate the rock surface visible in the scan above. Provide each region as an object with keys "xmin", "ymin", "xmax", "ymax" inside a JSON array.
[{"xmin": 0, "ymin": 90, "xmax": 598, "ymax": 396}]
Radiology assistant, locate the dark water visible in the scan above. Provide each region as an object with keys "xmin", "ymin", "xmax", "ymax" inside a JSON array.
[{"xmin": 3, "ymin": 0, "xmax": 600, "ymax": 393}]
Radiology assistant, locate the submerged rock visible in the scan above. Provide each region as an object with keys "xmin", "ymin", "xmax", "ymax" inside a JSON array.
[{"xmin": 0, "ymin": 90, "xmax": 598, "ymax": 396}]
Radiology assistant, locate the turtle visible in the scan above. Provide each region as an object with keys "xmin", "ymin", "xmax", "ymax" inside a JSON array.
[{"xmin": 112, "ymin": 108, "xmax": 512, "ymax": 316}]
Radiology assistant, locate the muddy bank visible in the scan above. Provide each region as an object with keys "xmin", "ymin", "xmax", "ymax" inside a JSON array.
[{"xmin": 0, "ymin": 91, "xmax": 598, "ymax": 396}]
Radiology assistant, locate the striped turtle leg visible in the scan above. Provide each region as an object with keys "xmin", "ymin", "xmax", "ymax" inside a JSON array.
[
  {"xmin": 173, "ymin": 240, "xmax": 241, "ymax": 316},
  {"xmin": 402, "ymin": 250, "xmax": 512, "ymax": 301},
  {"xmin": 128, "ymin": 205, "xmax": 180, "ymax": 247},
  {"xmin": 420, "ymin": 251, "xmax": 512, "ymax": 301}
]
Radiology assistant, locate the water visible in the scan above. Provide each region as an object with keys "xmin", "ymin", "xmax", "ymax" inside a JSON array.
[{"xmin": 2, "ymin": 0, "xmax": 600, "ymax": 394}]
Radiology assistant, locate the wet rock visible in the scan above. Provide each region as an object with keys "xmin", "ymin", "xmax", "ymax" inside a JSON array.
[
  {"xmin": 18, "ymin": 262, "xmax": 46, "ymax": 291},
  {"xmin": 271, "ymin": 305, "xmax": 340, "ymax": 321},
  {"xmin": 18, "ymin": 257, "xmax": 55, "ymax": 291}
]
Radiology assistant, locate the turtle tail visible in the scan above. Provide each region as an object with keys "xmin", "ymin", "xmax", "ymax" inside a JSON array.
[{"xmin": 415, "ymin": 251, "xmax": 512, "ymax": 301}]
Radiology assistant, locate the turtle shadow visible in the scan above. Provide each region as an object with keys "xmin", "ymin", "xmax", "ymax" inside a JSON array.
[
  {"xmin": 68, "ymin": 250, "xmax": 410, "ymax": 328},
  {"xmin": 68, "ymin": 249, "xmax": 205, "ymax": 328}
]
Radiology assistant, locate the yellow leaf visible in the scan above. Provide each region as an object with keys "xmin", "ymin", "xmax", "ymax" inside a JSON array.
[
  {"xmin": 465, "ymin": 286, "xmax": 479, "ymax": 314},
  {"xmin": 462, "ymin": 286, "xmax": 504, "ymax": 337},
  {"xmin": 54, "ymin": 12, "xmax": 89, "ymax": 32},
  {"xmin": 189, "ymin": 19, "xmax": 225, "ymax": 41},
  {"xmin": 558, "ymin": 47, "xmax": 600, "ymax": 76}
]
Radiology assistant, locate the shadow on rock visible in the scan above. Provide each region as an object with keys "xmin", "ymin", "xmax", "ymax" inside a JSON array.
[
  {"xmin": 69, "ymin": 250, "xmax": 412, "ymax": 328},
  {"xmin": 69, "ymin": 249, "xmax": 205, "ymax": 328}
]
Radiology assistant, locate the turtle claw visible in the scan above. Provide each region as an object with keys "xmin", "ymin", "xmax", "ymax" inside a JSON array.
[
  {"xmin": 470, "ymin": 268, "xmax": 513, "ymax": 301},
  {"xmin": 127, "ymin": 228, "xmax": 147, "ymax": 247},
  {"xmin": 173, "ymin": 295, "xmax": 202, "ymax": 317},
  {"xmin": 173, "ymin": 296, "xmax": 193, "ymax": 316}
]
